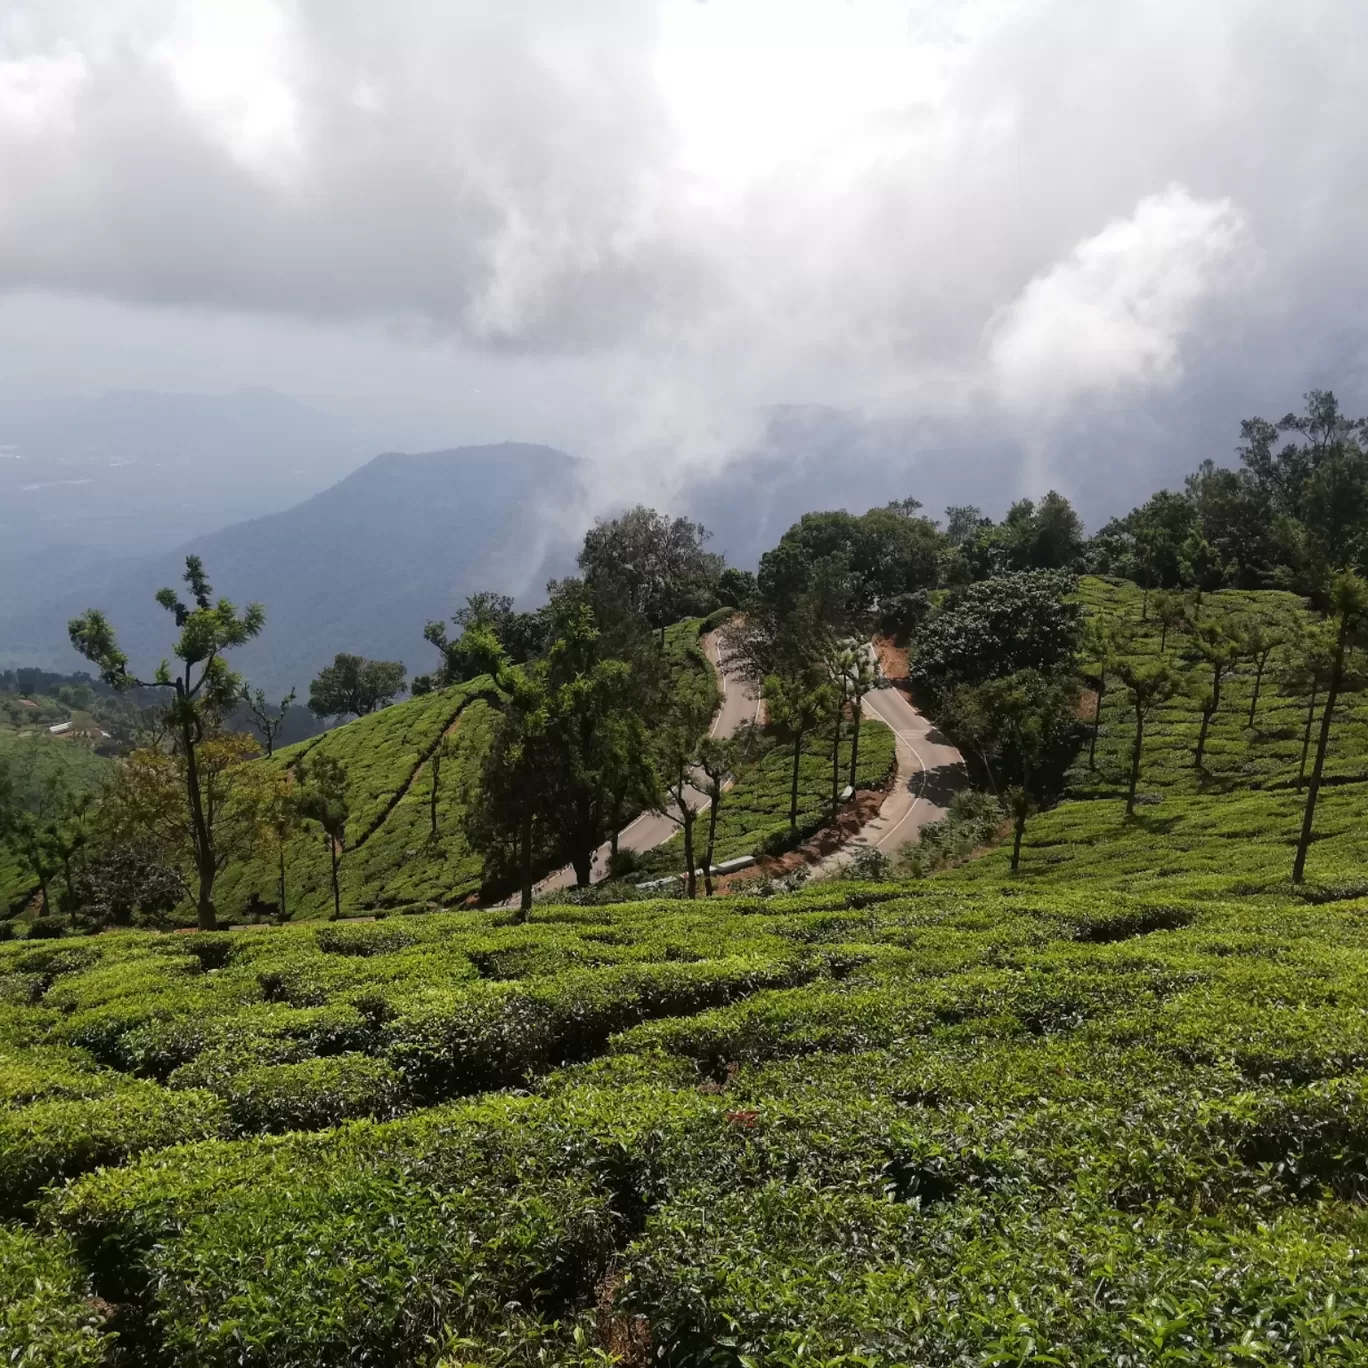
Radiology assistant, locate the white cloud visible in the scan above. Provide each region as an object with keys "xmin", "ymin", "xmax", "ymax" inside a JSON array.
[{"xmin": 986, "ymin": 186, "xmax": 1252, "ymax": 419}]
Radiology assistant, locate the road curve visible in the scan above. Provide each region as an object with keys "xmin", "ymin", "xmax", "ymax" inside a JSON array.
[{"xmin": 533, "ymin": 627, "xmax": 761, "ymax": 893}]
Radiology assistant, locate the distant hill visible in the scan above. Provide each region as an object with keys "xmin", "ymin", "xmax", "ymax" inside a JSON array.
[
  {"xmin": 0, "ymin": 388, "xmax": 359, "ymax": 583},
  {"xmin": 0, "ymin": 443, "xmax": 586, "ymax": 697}
]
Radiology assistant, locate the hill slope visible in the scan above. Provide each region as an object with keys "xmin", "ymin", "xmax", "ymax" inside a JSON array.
[
  {"xmin": 943, "ymin": 575, "xmax": 1368, "ymax": 897},
  {"xmin": 0, "ymin": 442, "xmax": 585, "ymax": 695}
]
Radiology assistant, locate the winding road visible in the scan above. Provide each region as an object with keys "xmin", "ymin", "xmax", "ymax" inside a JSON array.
[
  {"xmin": 533, "ymin": 630, "xmax": 761, "ymax": 893},
  {"xmin": 815, "ymin": 678, "xmax": 965, "ymax": 875},
  {"xmin": 533, "ymin": 629, "xmax": 963, "ymax": 894}
]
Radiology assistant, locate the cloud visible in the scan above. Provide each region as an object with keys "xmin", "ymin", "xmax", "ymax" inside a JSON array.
[
  {"xmin": 0, "ymin": 0, "xmax": 1365, "ymax": 524},
  {"xmin": 986, "ymin": 186, "xmax": 1252, "ymax": 419}
]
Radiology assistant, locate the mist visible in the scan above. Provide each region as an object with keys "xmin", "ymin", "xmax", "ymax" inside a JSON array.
[{"xmin": 2, "ymin": 0, "xmax": 1367, "ymax": 536}]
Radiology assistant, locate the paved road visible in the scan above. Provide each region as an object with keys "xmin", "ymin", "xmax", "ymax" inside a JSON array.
[
  {"xmin": 816, "ymin": 677, "xmax": 965, "ymax": 875},
  {"xmin": 534, "ymin": 629, "xmax": 761, "ymax": 893}
]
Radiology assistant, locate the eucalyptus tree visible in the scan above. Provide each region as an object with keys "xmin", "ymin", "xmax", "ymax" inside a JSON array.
[
  {"xmin": 1117, "ymin": 660, "xmax": 1180, "ymax": 816},
  {"xmin": 296, "ymin": 753, "xmax": 350, "ymax": 922},
  {"xmin": 1293, "ymin": 573, "xmax": 1368, "ymax": 884},
  {"xmin": 1189, "ymin": 622, "xmax": 1240, "ymax": 770},
  {"xmin": 762, "ymin": 671, "xmax": 835, "ymax": 836},
  {"xmin": 68, "ymin": 555, "xmax": 265, "ymax": 930}
]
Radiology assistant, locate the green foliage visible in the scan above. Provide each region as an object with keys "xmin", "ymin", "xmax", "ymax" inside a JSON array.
[
  {"xmin": 0, "ymin": 1224, "xmax": 111, "ymax": 1367},
  {"xmin": 911, "ymin": 570, "xmax": 1083, "ymax": 697},
  {"xmin": 0, "ymin": 878, "xmax": 1367, "ymax": 1361},
  {"xmin": 307, "ymin": 652, "xmax": 407, "ymax": 720}
]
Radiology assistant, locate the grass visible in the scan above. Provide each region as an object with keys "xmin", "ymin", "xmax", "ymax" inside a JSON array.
[
  {"xmin": 0, "ymin": 732, "xmax": 112, "ymax": 917},
  {"xmin": 209, "ymin": 615, "xmax": 717, "ymax": 922},
  {"xmin": 6, "ymin": 585, "xmax": 1368, "ymax": 1362},
  {"xmin": 4, "ymin": 882, "xmax": 1368, "ymax": 1361},
  {"xmin": 937, "ymin": 575, "xmax": 1368, "ymax": 899}
]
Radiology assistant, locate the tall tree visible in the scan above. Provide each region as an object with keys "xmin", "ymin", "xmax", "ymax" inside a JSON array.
[
  {"xmin": 696, "ymin": 736, "xmax": 737, "ymax": 897},
  {"xmin": 1189, "ymin": 622, "xmax": 1240, "ymax": 770},
  {"xmin": 68, "ymin": 555, "xmax": 265, "ymax": 931},
  {"xmin": 1180, "ymin": 532, "xmax": 1226, "ymax": 619},
  {"xmin": 1078, "ymin": 619, "xmax": 1133, "ymax": 772},
  {"xmin": 245, "ymin": 686, "xmax": 296, "ymax": 757},
  {"xmin": 308, "ymin": 654, "xmax": 405, "ymax": 721},
  {"xmin": 579, "ymin": 506, "xmax": 722, "ymax": 644},
  {"xmin": 102, "ymin": 733, "xmax": 269, "ymax": 929},
  {"xmin": 1282, "ymin": 623, "xmax": 1336, "ymax": 790},
  {"xmin": 939, "ymin": 669, "xmax": 1077, "ymax": 871},
  {"xmin": 762, "ymin": 671, "xmax": 834, "ymax": 836},
  {"xmin": 1292, "ymin": 573, "xmax": 1368, "ymax": 884},
  {"xmin": 652, "ymin": 676, "xmax": 717, "ymax": 899},
  {"xmin": 296, "ymin": 753, "xmax": 350, "ymax": 921},
  {"xmin": 1117, "ymin": 660, "xmax": 1179, "ymax": 816},
  {"xmin": 1235, "ymin": 615, "xmax": 1288, "ymax": 729},
  {"xmin": 1151, "ymin": 590, "xmax": 1187, "ymax": 654},
  {"xmin": 842, "ymin": 649, "xmax": 880, "ymax": 791}
]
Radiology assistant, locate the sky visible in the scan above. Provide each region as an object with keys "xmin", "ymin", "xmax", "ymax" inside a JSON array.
[{"xmin": 1, "ymin": 0, "xmax": 1366, "ymax": 526}]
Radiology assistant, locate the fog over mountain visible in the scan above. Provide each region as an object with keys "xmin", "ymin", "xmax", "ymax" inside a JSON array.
[{"xmin": 1, "ymin": 1, "xmax": 1367, "ymax": 640}]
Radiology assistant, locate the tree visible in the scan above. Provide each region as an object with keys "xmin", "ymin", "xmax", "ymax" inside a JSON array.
[
  {"xmin": 910, "ymin": 571, "xmax": 1082, "ymax": 699},
  {"xmin": 65, "ymin": 848, "xmax": 183, "ymax": 931},
  {"xmin": 296, "ymin": 753, "xmax": 350, "ymax": 921},
  {"xmin": 696, "ymin": 737, "xmax": 737, "ymax": 896},
  {"xmin": 68, "ymin": 555, "xmax": 266, "ymax": 931},
  {"xmin": 246, "ymin": 686, "xmax": 296, "ymax": 757},
  {"xmin": 1282, "ymin": 622, "xmax": 1336, "ymax": 790},
  {"xmin": 938, "ymin": 669, "xmax": 1077, "ymax": 871},
  {"xmin": 1117, "ymin": 660, "xmax": 1179, "ymax": 816},
  {"xmin": 308, "ymin": 654, "xmax": 405, "ymax": 721},
  {"xmin": 102, "ymin": 733, "xmax": 268, "ymax": 927},
  {"xmin": 652, "ymin": 676, "xmax": 717, "ymax": 898},
  {"xmin": 579, "ymin": 506, "xmax": 723, "ymax": 644},
  {"xmin": 1180, "ymin": 531, "xmax": 1226, "ymax": 619},
  {"xmin": 1189, "ymin": 622, "xmax": 1240, "ymax": 770},
  {"xmin": 1151, "ymin": 590, "xmax": 1188, "ymax": 654},
  {"xmin": 1292, "ymin": 572, "xmax": 1368, "ymax": 883},
  {"xmin": 1078, "ymin": 619, "xmax": 1134, "ymax": 772},
  {"xmin": 842, "ymin": 648, "xmax": 880, "ymax": 791},
  {"xmin": 1236, "ymin": 615, "xmax": 1288, "ymax": 729},
  {"xmin": 259, "ymin": 771, "xmax": 301, "ymax": 922},
  {"xmin": 762, "ymin": 672, "xmax": 834, "ymax": 836}
]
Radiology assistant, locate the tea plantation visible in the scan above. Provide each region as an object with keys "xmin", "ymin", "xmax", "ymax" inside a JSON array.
[{"xmin": 5, "ymin": 579, "xmax": 1368, "ymax": 1365}]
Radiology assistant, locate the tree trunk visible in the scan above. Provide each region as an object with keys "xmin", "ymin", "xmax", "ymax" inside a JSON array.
[
  {"xmin": 1142, "ymin": 581, "xmax": 1150, "ymax": 621},
  {"xmin": 181, "ymin": 711, "xmax": 218, "ymax": 931},
  {"xmin": 571, "ymin": 847, "xmax": 593, "ymax": 887},
  {"xmin": 1126, "ymin": 709, "xmax": 1145, "ymax": 816},
  {"xmin": 1089, "ymin": 680, "xmax": 1105, "ymax": 770},
  {"xmin": 278, "ymin": 847, "xmax": 288, "ymax": 922},
  {"xmin": 1248, "ymin": 661, "xmax": 1265, "ymax": 728},
  {"xmin": 848, "ymin": 701, "xmax": 863, "ymax": 789},
  {"xmin": 1293, "ymin": 624, "xmax": 1348, "ymax": 884},
  {"xmin": 34, "ymin": 864, "xmax": 50, "ymax": 917},
  {"xmin": 518, "ymin": 806, "xmax": 533, "ymax": 920},
  {"xmin": 1160, "ymin": 622, "xmax": 1168, "ymax": 653},
  {"xmin": 830, "ymin": 715, "xmax": 843, "ymax": 821},
  {"xmin": 1195, "ymin": 707, "xmax": 1212, "ymax": 769},
  {"xmin": 328, "ymin": 840, "xmax": 341, "ymax": 921},
  {"xmin": 1194, "ymin": 586, "xmax": 1203, "ymax": 621},
  {"xmin": 789, "ymin": 733, "xmax": 803, "ymax": 832},
  {"xmin": 429, "ymin": 751, "xmax": 441, "ymax": 839},
  {"xmin": 682, "ymin": 806, "xmax": 696, "ymax": 899},
  {"xmin": 1011, "ymin": 813, "xmax": 1025, "ymax": 872},
  {"xmin": 609, "ymin": 796, "xmax": 622, "ymax": 861},
  {"xmin": 1298, "ymin": 680, "xmax": 1319, "ymax": 790},
  {"xmin": 702, "ymin": 790, "xmax": 720, "ymax": 897}
]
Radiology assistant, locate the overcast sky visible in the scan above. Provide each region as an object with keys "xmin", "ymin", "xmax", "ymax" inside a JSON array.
[{"xmin": 1, "ymin": 0, "xmax": 1366, "ymax": 524}]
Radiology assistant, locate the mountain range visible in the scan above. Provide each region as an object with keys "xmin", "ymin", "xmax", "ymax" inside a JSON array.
[{"xmin": 0, "ymin": 442, "xmax": 585, "ymax": 697}]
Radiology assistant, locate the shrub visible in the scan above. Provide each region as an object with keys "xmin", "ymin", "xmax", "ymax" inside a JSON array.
[
  {"xmin": 0, "ymin": 1083, "xmax": 229, "ymax": 1214},
  {"xmin": 0, "ymin": 1224, "xmax": 111, "ymax": 1367}
]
